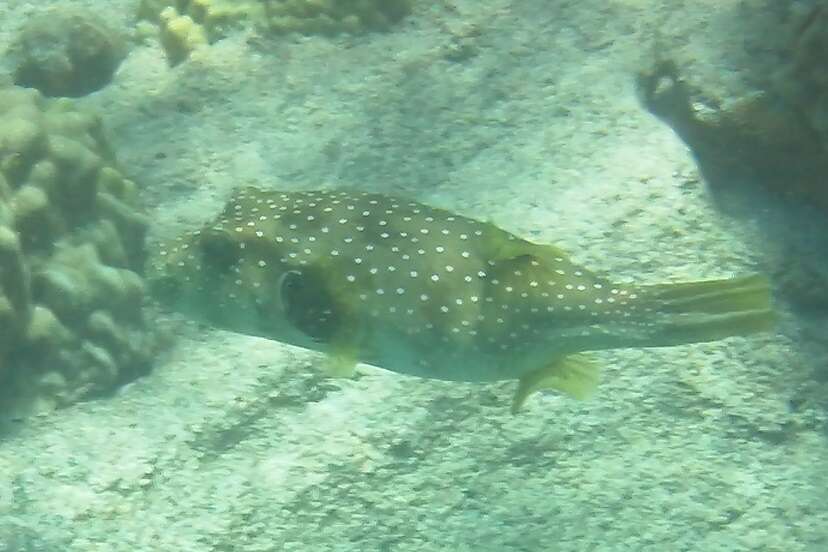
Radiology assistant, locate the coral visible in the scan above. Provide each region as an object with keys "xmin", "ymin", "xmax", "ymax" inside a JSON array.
[
  {"xmin": 0, "ymin": 86, "xmax": 153, "ymax": 417},
  {"xmin": 138, "ymin": 0, "xmax": 412, "ymax": 62},
  {"xmin": 137, "ymin": 0, "xmax": 259, "ymax": 36},
  {"xmin": 158, "ymin": 6, "xmax": 210, "ymax": 66},
  {"xmin": 6, "ymin": 8, "xmax": 127, "ymax": 98},
  {"xmin": 264, "ymin": 0, "xmax": 413, "ymax": 35},
  {"xmin": 636, "ymin": 1, "xmax": 828, "ymax": 213}
]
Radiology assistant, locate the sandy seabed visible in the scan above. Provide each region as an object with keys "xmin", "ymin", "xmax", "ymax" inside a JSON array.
[{"xmin": 0, "ymin": 1, "xmax": 826, "ymax": 551}]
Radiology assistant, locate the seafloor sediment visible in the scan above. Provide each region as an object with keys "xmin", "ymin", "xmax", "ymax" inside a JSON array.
[{"xmin": 0, "ymin": 1, "xmax": 825, "ymax": 551}]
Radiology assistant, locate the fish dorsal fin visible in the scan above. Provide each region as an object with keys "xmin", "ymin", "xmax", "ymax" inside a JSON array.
[
  {"xmin": 512, "ymin": 241, "xmax": 573, "ymax": 267},
  {"xmin": 225, "ymin": 186, "xmax": 267, "ymax": 211},
  {"xmin": 511, "ymin": 354, "xmax": 599, "ymax": 414},
  {"xmin": 483, "ymin": 231, "xmax": 612, "ymax": 292},
  {"xmin": 482, "ymin": 229, "xmax": 573, "ymax": 267}
]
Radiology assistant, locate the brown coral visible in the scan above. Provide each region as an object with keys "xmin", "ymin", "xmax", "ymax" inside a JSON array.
[
  {"xmin": 0, "ymin": 86, "xmax": 154, "ymax": 417},
  {"xmin": 7, "ymin": 8, "xmax": 127, "ymax": 97}
]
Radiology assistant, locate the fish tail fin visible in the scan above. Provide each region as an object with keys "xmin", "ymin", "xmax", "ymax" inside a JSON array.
[{"xmin": 635, "ymin": 273, "xmax": 775, "ymax": 346}]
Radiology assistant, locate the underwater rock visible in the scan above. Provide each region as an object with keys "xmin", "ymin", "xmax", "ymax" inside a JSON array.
[
  {"xmin": 776, "ymin": 2, "xmax": 828, "ymax": 147},
  {"xmin": 636, "ymin": 60, "xmax": 828, "ymax": 212},
  {"xmin": 637, "ymin": 57, "xmax": 828, "ymax": 311},
  {"xmin": 7, "ymin": 8, "xmax": 128, "ymax": 97},
  {"xmin": 0, "ymin": 86, "xmax": 154, "ymax": 418}
]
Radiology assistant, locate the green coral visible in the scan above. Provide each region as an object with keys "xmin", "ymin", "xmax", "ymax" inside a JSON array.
[
  {"xmin": 138, "ymin": 0, "xmax": 412, "ymax": 62},
  {"xmin": 0, "ymin": 86, "xmax": 154, "ymax": 418}
]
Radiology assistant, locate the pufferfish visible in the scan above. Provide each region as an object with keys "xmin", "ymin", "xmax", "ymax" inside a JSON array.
[{"xmin": 148, "ymin": 187, "xmax": 774, "ymax": 412}]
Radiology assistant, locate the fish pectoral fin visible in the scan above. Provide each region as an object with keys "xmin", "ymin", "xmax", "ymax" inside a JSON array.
[
  {"xmin": 323, "ymin": 353, "xmax": 358, "ymax": 378},
  {"xmin": 511, "ymin": 354, "xmax": 599, "ymax": 414},
  {"xmin": 322, "ymin": 340, "xmax": 360, "ymax": 378},
  {"xmin": 278, "ymin": 262, "xmax": 363, "ymax": 379}
]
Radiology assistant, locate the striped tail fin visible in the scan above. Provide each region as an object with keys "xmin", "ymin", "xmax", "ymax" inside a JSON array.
[{"xmin": 634, "ymin": 274, "xmax": 774, "ymax": 347}]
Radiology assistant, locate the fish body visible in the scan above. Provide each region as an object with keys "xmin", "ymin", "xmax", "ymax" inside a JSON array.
[{"xmin": 148, "ymin": 187, "xmax": 774, "ymax": 411}]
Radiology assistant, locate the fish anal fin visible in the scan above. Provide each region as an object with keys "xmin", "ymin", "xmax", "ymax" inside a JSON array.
[{"xmin": 511, "ymin": 354, "xmax": 599, "ymax": 414}]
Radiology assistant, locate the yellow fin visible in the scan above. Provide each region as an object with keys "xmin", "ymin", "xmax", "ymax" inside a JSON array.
[
  {"xmin": 511, "ymin": 354, "xmax": 599, "ymax": 414},
  {"xmin": 323, "ymin": 351, "xmax": 358, "ymax": 378},
  {"xmin": 636, "ymin": 274, "xmax": 775, "ymax": 345}
]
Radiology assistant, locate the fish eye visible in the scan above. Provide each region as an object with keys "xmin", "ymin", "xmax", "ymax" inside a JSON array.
[
  {"xmin": 277, "ymin": 270, "xmax": 304, "ymax": 311},
  {"xmin": 279, "ymin": 270, "xmax": 302, "ymax": 290},
  {"xmin": 277, "ymin": 269, "xmax": 341, "ymax": 343}
]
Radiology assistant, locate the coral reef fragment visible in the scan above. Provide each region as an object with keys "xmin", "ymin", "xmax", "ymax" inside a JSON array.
[{"xmin": 138, "ymin": 0, "xmax": 413, "ymax": 64}]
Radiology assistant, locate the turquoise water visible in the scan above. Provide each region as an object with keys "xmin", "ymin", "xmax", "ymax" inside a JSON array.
[{"xmin": 0, "ymin": 1, "xmax": 826, "ymax": 551}]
